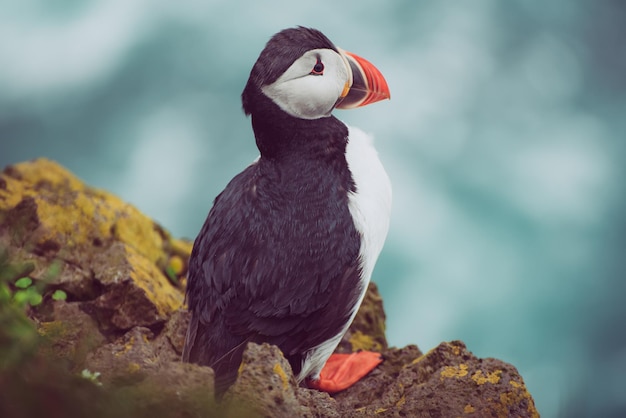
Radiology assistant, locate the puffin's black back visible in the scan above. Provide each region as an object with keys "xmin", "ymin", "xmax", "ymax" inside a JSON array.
[{"xmin": 183, "ymin": 27, "xmax": 363, "ymax": 395}]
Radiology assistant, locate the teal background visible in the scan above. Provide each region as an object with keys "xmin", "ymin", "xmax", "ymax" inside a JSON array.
[{"xmin": 1, "ymin": 1, "xmax": 625, "ymax": 416}]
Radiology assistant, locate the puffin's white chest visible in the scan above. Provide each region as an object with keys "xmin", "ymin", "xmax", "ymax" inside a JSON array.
[
  {"xmin": 344, "ymin": 125, "xmax": 392, "ymax": 287},
  {"xmin": 298, "ymin": 125, "xmax": 392, "ymax": 382}
]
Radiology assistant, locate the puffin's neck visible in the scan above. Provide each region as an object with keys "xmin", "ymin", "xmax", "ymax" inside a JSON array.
[{"xmin": 250, "ymin": 94, "xmax": 349, "ymax": 162}]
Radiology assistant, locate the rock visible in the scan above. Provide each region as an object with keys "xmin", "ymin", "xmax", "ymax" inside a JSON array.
[
  {"xmin": 220, "ymin": 341, "xmax": 538, "ymax": 418},
  {"xmin": 85, "ymin": 326, "xmax": 162, "ymax": 385},
  {"xmin": 0, "ymin": 158, "xmax": 189, "ymax": 336},
  {"xmin": 37, "ymin": 300, "xmax": 106, "ymax": 368},
  {"xmin": 336, "ymin": 281, "xmax": 387, "ymax": 354},
  {"xmin": 224, "ymin": 342, "xmax": 342, "ymax": 418},
  {"xmin": 0, "ymin": 158, "xmax": 540, "ymax": 417},
  {"xmin": 224, "ymin": 342, "xmax": 310, "ymax": 417},
  {"xmin": 335, "ymin": 340, "xmax": 539, "ymax": 417},
  {"xmin": 154, "ymin": 308, "xmax": 191, "ymax": 356},
  {"xmin": 84, "ymin": 242, "xmax": 182, "ymax": 332}
]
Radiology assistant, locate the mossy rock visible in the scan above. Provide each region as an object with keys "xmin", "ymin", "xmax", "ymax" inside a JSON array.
[{"xmin": 0, "ymin": 159, "xmax": 539, "ymax": 417}]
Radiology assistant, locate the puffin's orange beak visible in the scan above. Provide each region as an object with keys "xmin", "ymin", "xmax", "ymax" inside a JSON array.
[{"xmin": 336, "ymin": 48, "xmax": 390, "ymax": 109}]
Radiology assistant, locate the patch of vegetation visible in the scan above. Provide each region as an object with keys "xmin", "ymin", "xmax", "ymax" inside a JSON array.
[
  {"xmin": 0, "ymin": 252, "xmax": 40, "ymax": 370},
  {"xmin": 0, "ymin": 248, "xmax": 254, "ymax": 418},
  {"xmin": 81, "ymin": 368, "xmax": 103, "ymax": 386},
  {"xmin": 13, "ymin": 277, "xmax": 43, "ymax": 306},
  {"xmin": 52, "ymin": 289, "xmax": 67, "ymax": 301}
]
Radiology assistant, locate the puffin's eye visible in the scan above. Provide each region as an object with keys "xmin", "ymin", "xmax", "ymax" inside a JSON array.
[{"xmin": 310, "ymin": 58, "xmax": 324, "ymax": 75}]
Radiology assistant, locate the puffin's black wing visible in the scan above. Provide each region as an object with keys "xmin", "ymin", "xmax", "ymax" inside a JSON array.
[{"xmin": 183, "ymin": 158, "xmax": 362, "ymax": 394}]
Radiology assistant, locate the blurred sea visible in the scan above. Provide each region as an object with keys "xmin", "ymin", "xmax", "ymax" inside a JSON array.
[{"xmin": 1, "ymin": 1, "xmax": 625, "ymax": 416}]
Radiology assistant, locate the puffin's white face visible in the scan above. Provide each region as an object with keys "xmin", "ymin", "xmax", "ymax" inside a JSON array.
[{"xmin": 261, "ymin": 48, "xmax": 352, "ymax": 120}]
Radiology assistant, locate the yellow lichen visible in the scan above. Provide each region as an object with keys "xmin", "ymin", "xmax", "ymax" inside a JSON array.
[
  {"xmin": 116, "ymin": 336, "xmax": 135, "ymax": 357},
  {"xmin": 349, "ymin": 330, "xmax": 382, "ymax": 352},
  {"xmin": 495, "ymin": 381, "xmax": 540, "ymax": 418},
  {"xmin": 37, "ymin": 321, "xmax": 65, "ymax": 337},
  {"xmin": 440, "ymin": 363, "xmax": 469, "ymax": 380},
  {"xmin": 113, "ymin": 211, "xmax": 164, "ymax": 264},
  {"xmin": 374, "ymin": 407, "xmax": 387, "ymax": 414},
  {"xmin": 471, "ymin": 369, "xmax": 502, "ymax": 385},
  {"xmin": 171, "ymin": 238, "xmax": 193, "ymax": 257},
  {"xmin": 124, "ymin": 246, "xmax": 184, "ymax": 316},
  {"xmin": 0, "ymin": 159, "xmax": 84, "ymax": 211},
  {"xmin": 37, "ymin": 321, "xmax": 77, "ymax": 359},
  {"xmin": 464, "ymin": 404, "xmax": 476, "ymax": 414},
  {"xmin": 395, "ymin": 396, "xmax": 406, "ymax": 408},
  {"xmin": 411, "ymin": 355, "xmax": 425, "ymax": 365},
  {"xmin": 272, "ymin": 363, "xmax": 289, "ymax": 390},
  {"xmin": 0, "ymin": 159, "xmax": 183, "ymax": 272},
  {"xmin": 127, "ymin": 362, "xmax": 141, "ymax": 373}
]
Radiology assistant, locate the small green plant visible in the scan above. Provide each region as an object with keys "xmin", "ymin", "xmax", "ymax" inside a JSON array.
[
  {"xmin": 0, "ymin": 261, "xmax": 40, "ymax": 370},
  {"xmin": 81, "ymin": 369, "xmax": 103, "ymax": 386},
  {"xmin": 0, "ymin": 251, "xmax": 66, "ymax": 309},
  {"xmin": 165, "ymin": 265, "xmax": 180, "ymax": 285},
  {"xmin": 0, "ymin": 250, "xmax": 70, "ymax": 371},
  {"xmin": 12, "ymin": 277, "xmax": 43, "ymax": 307}
]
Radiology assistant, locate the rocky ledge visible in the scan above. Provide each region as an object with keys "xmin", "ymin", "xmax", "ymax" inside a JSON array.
[{"xmin": 0, "ymin": 159, "xmax": 539, "ymax": 417}]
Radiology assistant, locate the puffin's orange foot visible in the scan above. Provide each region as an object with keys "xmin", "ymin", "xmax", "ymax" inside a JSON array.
[{"xmin": 307, "ymin": 351, "xmax": 383, "ymax": 393}]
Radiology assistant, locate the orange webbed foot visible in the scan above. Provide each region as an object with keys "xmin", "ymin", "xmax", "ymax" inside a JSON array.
[{"xmin": 307, "ymin": 351, "xmax": 383, "ymax": 393}]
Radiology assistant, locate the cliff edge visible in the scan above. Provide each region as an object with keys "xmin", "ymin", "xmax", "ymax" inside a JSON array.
[{"xmin": 0, "ymin": 159, "xmax": 539, "ymax": 417}]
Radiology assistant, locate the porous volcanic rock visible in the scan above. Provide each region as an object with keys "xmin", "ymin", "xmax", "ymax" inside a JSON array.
[
  {"xmin": 0, "ymin": 159, "xmax": 539, "ymax": 417},
  {"xmin": 224, "ymin": 342, "xmax": 322, "ymax": 418},
  {"xmin": 0, "ymin": 158, "xmax": 189, "ymax": 334}
]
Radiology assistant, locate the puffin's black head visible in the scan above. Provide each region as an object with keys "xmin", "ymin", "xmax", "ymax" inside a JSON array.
[
  {"xmin": 242, "ymin": 27, "xmax": 337, "ymax": 107},
  {"xmin": 241, "ymin": 27, "xmax": 390, "ymax": 121}
]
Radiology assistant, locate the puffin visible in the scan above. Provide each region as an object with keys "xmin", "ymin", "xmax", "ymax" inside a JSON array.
[{"xmin": 182, "ymin": 26, "xmax": 392, "ymax": 396}]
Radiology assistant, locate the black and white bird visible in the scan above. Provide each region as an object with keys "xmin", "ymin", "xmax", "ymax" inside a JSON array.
[{"xmin": 182, "ymin": 27, "xmax": 391, "ymax": 396}]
